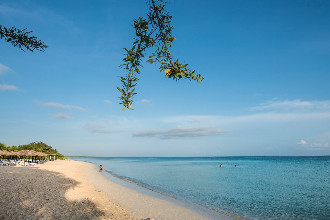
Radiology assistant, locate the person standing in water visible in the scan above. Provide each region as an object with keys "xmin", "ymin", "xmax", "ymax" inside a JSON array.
[{"xmin": 99, "ymin": 165, "xmax": 103, "ymax": 172}]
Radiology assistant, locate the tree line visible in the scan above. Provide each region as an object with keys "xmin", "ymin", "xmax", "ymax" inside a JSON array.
[{"xmin": 0, "ymin": 141, "xmax": 64, "ymax": 159}]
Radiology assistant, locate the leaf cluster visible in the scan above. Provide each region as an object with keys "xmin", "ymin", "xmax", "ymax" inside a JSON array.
[
  {"xmin": 0, "ymin": 25, "xmax": 48, "ymax": 52},
  {"xmin": 118, "ymin": 0, "xmax": 204, "ymax": 110}
]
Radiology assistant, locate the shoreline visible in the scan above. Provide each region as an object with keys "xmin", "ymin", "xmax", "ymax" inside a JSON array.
[
  {"xmin": 83, "ymin": 160, "xmax": 233, "ymax": 220},
  {"xmin": 0, "ymin": 159, "xmax": 232, "ymax": 220},
  {"xmin": 101, "ymin": 168, "xmax": 237, "ymax": 220}
]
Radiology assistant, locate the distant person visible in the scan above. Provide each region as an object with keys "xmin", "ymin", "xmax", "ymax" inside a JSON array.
[
  {"xmin": 220, "ymin": 164, "xmax": 223, "ymax": 168},
  {"xmin": 234, "ymin": 165, "xmax": 237, "ymax": 167},
  {"xmin": 99, "ymin": 165, "xmax": 103, "ymax": 172}
]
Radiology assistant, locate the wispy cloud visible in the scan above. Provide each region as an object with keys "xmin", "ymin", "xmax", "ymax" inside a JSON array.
[
  {"xmin": 0, "ymin": 4, "xmax": 78, "ymax": 32},
  {"xmin": 104, "ymin": 100, "xmax": 112, "ymax": 104},
  {"xmin": 0, "ymin": 84, "xmax": 18, "ymax": 91},
  {"xmin": 309, "ymin": 142, "xmax": 330, "ymax": 150},
  {"xmin": 299, "ymin": 140, "xmax": 330, "ymax": 151},
  {"xmin": 140, "ymin": 99, "xmax": 151, "ymax": 103},
  {"xmin": 84, "ymin": 124, "xmax": 119, "ymax": 134},
  {"xmin": 53, "ymin": 113, "xmax": 72, "ymax": 119},
  {"xmin": 0, "ymin": 4, "xmax": 32, "ymax": 16},
  {"xmin": 0, "ymin": 63, "xmax": 11, "ymax": 75},
  {"xmin": 0, "ymin": 64, "xmax": 17, "ymax": 91},
  {"xmin": 36, "ymin": 101, "xmax": 86, "ymax": 111},
  {"xmin": 253, "ymin": 99, "xmax": 330, "ymax": 111},
  {"xmin": 133, "ymin": 127, "xmax": 229, "ymax": 139},
  {"xmin": 163, "ymin": 112, "xmax": 330, "ymax": 126},
  {"xmin": 162, "ymin": 100, "xmax": 330, "ymax": 127}
]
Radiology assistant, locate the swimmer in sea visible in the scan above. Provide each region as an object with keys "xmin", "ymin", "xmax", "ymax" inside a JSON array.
[
  {"xmin": 99, "ymin": 165, "xmax": 103, "ymax": 172},
  {"xmin": 220, "ymin": 164, "xmax": 223, "ymax": 168}
]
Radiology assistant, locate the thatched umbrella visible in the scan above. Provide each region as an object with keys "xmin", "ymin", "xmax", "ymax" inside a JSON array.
[
  {"xmin": 36, "ymin": 152, "xmax": 48, "ymax": 157},
  {"xmin": 0, "ymin": 150, "xmax": 19, "ymax": 158},
  {"xmin": 8, "ymin": 151, "xmax": 18, "ymax": 156},
  {"xmin": 6, "ymin": 151, "xmax": 20, "ymax": 159},
  {"xmin": 17, "ymin": 150, "xmax": 39, "ymax": 157},
  {"xmin": 17, "ymin": 150, "xmax": 39, "ymax": 165},
  {"xmin": 0, "ymin": 150, "xmax": 9, "ymax": 157},
  {"xmin": 35, "ymin": 151, "xmax": 48, "ymax": 162}
]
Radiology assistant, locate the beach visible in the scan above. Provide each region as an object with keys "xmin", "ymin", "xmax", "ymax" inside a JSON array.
[
  {"xmin": 70, "ymin": 156, "xmax": 330, "ymax": 220},
  {"xmin": 0, "ymin": 159, "xmax": 219, "ymax": 220}
]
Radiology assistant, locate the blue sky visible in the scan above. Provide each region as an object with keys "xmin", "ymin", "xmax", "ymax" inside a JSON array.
[{"xmin": 1, "ymin": 0, "xmax": 330, "ymax": 156}]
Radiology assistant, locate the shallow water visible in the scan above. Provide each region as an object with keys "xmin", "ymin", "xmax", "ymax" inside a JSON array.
[{"xmin": 73, "ymin": 156, "xmax": 330, "ymax": 219}]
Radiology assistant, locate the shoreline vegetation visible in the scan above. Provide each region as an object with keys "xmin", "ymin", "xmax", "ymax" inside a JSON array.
[
  {"xmin": 0, "ymin": 159, "xmax": 230, "ymax": 220},
  {"xmin": 0, "ymin": 142, "xmax": 64, "ymax": 160}
]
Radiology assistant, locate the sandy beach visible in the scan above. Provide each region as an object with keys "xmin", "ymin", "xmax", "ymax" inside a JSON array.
[
  {"xmin": 0, "ymin": 159, "xmax": 229, "ymax": 220},
  {"xmin": 0, "ymin": 160, "xmax": 136, "ymax": 220}
]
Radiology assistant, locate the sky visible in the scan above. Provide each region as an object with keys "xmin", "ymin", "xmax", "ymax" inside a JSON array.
[{"xmin": 1, "ymin": 0, "xmax": 330, "ymax": 156}]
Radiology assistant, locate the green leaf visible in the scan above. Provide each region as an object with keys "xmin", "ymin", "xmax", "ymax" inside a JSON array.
[
  {"xmin": 116, "ymin": 87, "xmax": 123, "ymax": 93},
  {"xmin": 146, "ymin": 59, "xmax": 154, "ymax": 64}
]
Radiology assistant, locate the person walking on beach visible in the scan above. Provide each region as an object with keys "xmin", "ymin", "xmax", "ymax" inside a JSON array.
[{"xmin": 99, "ymin": 165, "xmax": 103, "ymax": 172}]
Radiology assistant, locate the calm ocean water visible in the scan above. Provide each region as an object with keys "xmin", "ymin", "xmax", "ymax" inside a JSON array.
[{"xmin": 73, "ymin": 156, "xmax": 330, "ymax": 219}]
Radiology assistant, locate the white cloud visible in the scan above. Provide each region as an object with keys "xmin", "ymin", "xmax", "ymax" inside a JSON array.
[
  {"xmin": 0, "ymin": 63, "xmax": 11, "ymax": 75},
  {"xmin": 36, "ymin": 101, "xmax": 86, "ymax": 111},
  {"xmin": 299, "ymin": 139, "xmax": 308, "ymax": 145},
  {"xmin": 253, "ymin": 99, "xmax": 330, "ymax": 111},
  {"xmin": 0, "ymin": 84, "xmax": 18, "ymax": 91},
  {"xmin": 104, "ymin": 100, "xmax": 112, "ymax": 104},
  {"xmin": 53, "ymin": 113, "xmax": 72, "ymax": 119},
  {"xmin": 133, "ymin": 127, "xmax": 229, "ymax": 139},
  {"xmin": 84, "ymin": 124, "xmax": 119, "ymax": 134}
]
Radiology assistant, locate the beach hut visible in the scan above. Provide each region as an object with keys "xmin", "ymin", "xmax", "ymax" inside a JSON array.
[{"xmin": 48, "ymin": 154, "xmax": 57, "ymax": 161}]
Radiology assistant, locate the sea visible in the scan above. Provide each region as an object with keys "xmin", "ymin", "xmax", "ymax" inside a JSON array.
[{"xmin": 72, "ymin": 156, "xmax": 330, "ymax": 220}]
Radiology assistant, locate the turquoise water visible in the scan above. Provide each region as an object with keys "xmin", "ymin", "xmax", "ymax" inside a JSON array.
[{"xmin": 73, "ymin": 157, "xmax": 330, "ymax": 219}]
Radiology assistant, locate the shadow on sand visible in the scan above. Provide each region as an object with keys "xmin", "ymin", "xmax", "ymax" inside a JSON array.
[{"xmin": 0, "ymin": 166, "xmax": 105, "ymax": 220}]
